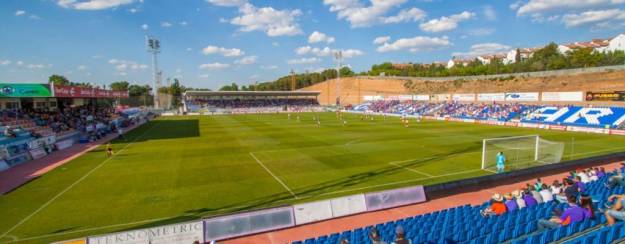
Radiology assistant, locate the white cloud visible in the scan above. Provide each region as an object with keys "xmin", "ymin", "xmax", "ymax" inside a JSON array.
[
  {"xmin": 466, "ymin": 28, "xmax": 495, "ymax": 36},
  {"xmin": 234, "ymin": 55, "xmax": 258, "ymax": 65},
  {"xmin": 29, "ymin": 14, "xmax": 42, "ymax": 20},
  {"xmin": 161, "ymin": 21, "xmax": 172, "ymax": 27},
  {"xmin": 562, "ymin": 9, "xmax": 625, "ymax": 27},
  {"xmin": 0, "ymin": 60, "xmax": 11, "ymax": 65},
  {"xmin": 483, "ymin": 5, "xmax": 496, "ymax": 21},
  {"xmin": 225, "ymin": 3, "xmax": 303, "ymax": 37},
  {"xmin": 420, "ymin": 11, "xmax": 475, "ymax": 32},
  {"xmin": 373, "ymin": 36, "xmax": 391, "ymax": 44},
  {"xmin": 129, "ymin": 8, "xmax": 137, "ymax": 13},
  {"xmin": 515, "ymin": 0, "xmax": 625, "ymax": 16},
  {"xmin": 295, "ymin": 46, "xmax": 312, "ymax": 55},
  {"xmin": 199, "ymin": 63, "xmax": 231, "ymax": 70},
  {"xmin": 15, "ymin": 10, "xmax": 26, "ymax": 16},
  {"xmin": 287, "ymin": 57, "xmax": 322, "ymax": 65},
  {"xmin": 261, "ymin": 65, "xmax": 278, "ymax": 70},
  {"xmin": 198, "ymin": 74, "xmax": 210, "ymax": 78},
  {"xmin": 294, "ymin": 46, "xmax": 363, "ymax": 58},
  {"xmin": 26, "ymin": 64, "xmax": 46, "ymax": 69},
  {"xmin": 141, "ymin": 24, "xmax": 149, "ymax": 30},
  {"xmin": 179, "ymin": 21, "xmax": 188, "ymax": 26},
  {"xmin": 56, "ymin": 0, "xmax": 135, "ymax": 10},
  {"xmin": 308, "ymin": 31, "xmax": 336, "ymax": 44},
  {"xmin": 452, "ymin": 43, "xmax": 511, "ymax": 58},
  {"xmin": 323, "ymin": 0, "xmax": 416, "ymax": 27},
  {"xmin": 381, "ymin": 7, "xmax": 426, "ymax": 24},
  {"xmin": 77, "ymin": 65, "xmax": 87, "ymax": 70},
  {"xmin": 202, "ymin": 45, "xmax": 245, "ymax": 57},
  {"xmin": 108, "ymin": 59, "xmax": 148, "ymax": 71},
  {"xmin": 376, "ymin": 36, "xmax": 451, "ymax": 53},
  {"xmin": 340, "ymin": 49, "xmax": 365, "ymax": 58},
  {"xmin": 207, "ymin": 0, "xmax": 247, "ymax": 7}
]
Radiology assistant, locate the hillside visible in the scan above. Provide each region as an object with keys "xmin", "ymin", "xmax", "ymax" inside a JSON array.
[{"xmin": 300, "ymin": 66, "xmax": 625, "ymax": 105}]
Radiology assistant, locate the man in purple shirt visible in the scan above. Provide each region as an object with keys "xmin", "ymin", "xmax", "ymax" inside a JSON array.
[
  {"xmin": 504, "ymin": 193, "xmax": 518, "ymax": 212},
  {"xmin": 523, "ymin": 189, "xmax": 538, "ymax": 207},
  {"xmin": 538, "ymin": 195, "xmax": 590, "ymax": 231}
]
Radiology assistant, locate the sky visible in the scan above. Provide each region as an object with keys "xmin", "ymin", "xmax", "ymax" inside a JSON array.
[{"xmin": 0, "ymin": 0, "xmax": 624, "ymax": 90}]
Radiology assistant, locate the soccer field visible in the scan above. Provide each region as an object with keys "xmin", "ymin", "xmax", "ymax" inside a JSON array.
[{"xmin": 1, "ymin": 112, "xmax": 625, "ymax": 243}]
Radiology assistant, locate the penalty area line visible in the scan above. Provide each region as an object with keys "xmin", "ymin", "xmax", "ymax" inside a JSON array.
[
  {"xmin": 249, "ymin": 152, "xmax": 299, "ymax": 199},
  {"xmin": 388, "ymin": 162, "xmax": 434, "ymax": 177},
  {"xmin": 0, "ymin": 122, "xmax": 159, "ymax": 241}
]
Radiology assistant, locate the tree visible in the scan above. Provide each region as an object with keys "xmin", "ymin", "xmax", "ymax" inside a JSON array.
[
  {"xmin": 110, "ymin": 81, "xmax": 130, "ymax": 91},
  {"xmin": 49, "ymin": 75, "xmax": 70, "ymax": 86},
  {"xmin": 170, "ymin": 79, "xmax": 184, "ymax": 107}
]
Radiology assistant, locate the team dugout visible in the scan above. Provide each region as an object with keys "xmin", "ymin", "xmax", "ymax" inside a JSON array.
[{"xmin": 183, "ymin": 91, "xmax": 321, "ymax": 113}]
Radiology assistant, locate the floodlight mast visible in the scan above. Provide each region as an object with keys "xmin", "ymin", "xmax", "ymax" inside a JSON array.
[
  {"xmin": 146, "ymin": 35, "xmax": 160, "ymax": 109},
  {"xmin": 334, "ymin": 51, "xmax": 342, "ymax": 107}
]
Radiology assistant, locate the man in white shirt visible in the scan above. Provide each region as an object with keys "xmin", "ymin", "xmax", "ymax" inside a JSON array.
[{"xmin": 539, "ymin": 184, "xmax": 554, "ymax": 202}]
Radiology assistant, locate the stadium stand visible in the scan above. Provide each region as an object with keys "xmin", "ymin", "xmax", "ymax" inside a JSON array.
[
  {"xmin": 292, "ymin": 167, "xmax": 625, "ymax": 244},
  {"xmin": 351, "ymin": 101, "xmax": 625, "ymax": 129}
]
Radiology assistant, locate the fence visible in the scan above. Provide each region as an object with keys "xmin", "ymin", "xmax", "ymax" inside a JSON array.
[{"xmin": 56, "ymin": 186, "xmax": 426, "ymax": 244}]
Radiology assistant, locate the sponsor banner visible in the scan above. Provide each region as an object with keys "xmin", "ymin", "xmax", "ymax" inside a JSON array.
[
  {"xmin": 549, "ymin": 125, "xmax": 567, "ymax": 131},
  {"xmin": 541, "ymin": 92, "xmax": 584, "ymax": 102},
  {"xmin": 505, "ymin": 92, "xmax": 539, "ymax": 102},
  {"xmin": 364, "ymin": 185, "xmax": 426, "ymax": 211},
  {"xmin": 0, "ymin": 83, "xmax": 52, "ymax": 97},
  {"xmin": 462, "ymin": 118, "xmax": 475, "ymax": 123},
  {"xmin": 29, "ymin": 148, "xmax": 47, "ymax": 159},
  {"xmin": 434, "ymin": 94, "xmax": 450, "ymax": 101},
  {"xmin": 436, "ymin": 117, "xmax": 445, "ymax": 121},
  {"xmin": 424, "ymin": 116, "xmax": 436, "ymax": 120},
  {"xmin": 330, "ymin": 194, "xmax": 367, "ymax": 218},
  {"xmin": 477, "ymin": 93, "xmax": 506, "ymax": 102},
  {"xmin": 28, "ymin": 135, "xmax": 55, "ymax": 149},
  {"xmin": 55, "ymin": 139, "xmax": 74, "ymax": 150},
  {"xmin": 204, "ymin": 206, "xmax": 294, "ymax": 241},
  {"xmin": 566, "ymin": 126, "xmax": 609, "ymax": 134},
  {"xmin": 505, "ymin": 122, "xmax": 518, "ymax": 127},
  {"xmin": 88, "ymin": 221, "xmax": 204, "ymax": 244},
  {"xmin": 611, "ymin": 130, "xmax": 625, "ymax": 136},
  {"xmin": 518, "ymin": 122, "xmax": 540, "ymax": 128},
  {"xmin": 293, "ymin": 200, "xmax": 334, "ymax": 225},
  {"xmin": 385, "ymin": 95, "xmax": 399, "ymax": 101},
  {"xmin": 5, "ymin": 153, "xmax": 30, "ymax": 166},
  {"xmin": 585, "ymin": 91, "xmax": 625, "ymax": 101},
  {"xmin": 0, "ymin": 160, "xmax": 9, "ymax": 172},
  {"xmin": 53, "ymin": 239, "xmax": 87, "ymax": 244},
  {"xmin": 452, "ymin": 94, "xmax": 475, "ymax": 102},
  {"xmin": 414, "ymin": 95, "xmax": 429, "ymax": 101},
  {"xmin": 363, "ymin": 95, "xmax": 383, "ymax": 101},
  {"xmin": 54, "ymin": 85, "xmax": 129, "ymax": 98},
  {"xmin": 397, "ymin": 95, "xmax": 413, "ymax": 101}
]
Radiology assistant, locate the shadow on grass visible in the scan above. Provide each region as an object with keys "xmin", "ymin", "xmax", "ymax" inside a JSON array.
[
  {"xmin": 110, "ymin": 119, "xmax": 200, "ymax": 145},
  {"xmin": 120, "ymin": 143, "xmax": 481, "ymax": 232}
]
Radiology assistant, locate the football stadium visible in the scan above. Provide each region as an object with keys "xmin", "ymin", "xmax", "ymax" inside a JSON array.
[{"xmin": 3, "ymin": 1, "xmax": 625, "ymax": 244}]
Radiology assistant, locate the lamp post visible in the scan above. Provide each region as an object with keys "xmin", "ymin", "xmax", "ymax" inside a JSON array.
[
  {"xmin": 334, "ymin": 51, "xmax": 343, "ymax": 107},
  {"xmin": 146, "ymin": 36, "xmax": 160, "ymax": 109}
]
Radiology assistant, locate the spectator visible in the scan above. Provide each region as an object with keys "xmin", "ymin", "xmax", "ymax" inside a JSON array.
[
  {"xmin": 513, "ymin": 190, "xmax": 526, "ymax": 209},
  {"xmin": 481, "ymin": 194, "xmax": 507, "ymax": 217},
  {"xmin": 529, "ymin": 185, "xmax": 544, "ymax": 204},
  {"xmin": 538, "ymin": 195, "xmax": 590, "ymax": 231},
  {"xmin": 604, "ymin": 194, "xmax": 625, "ymax": 226},
  {"xmin": 539, "ymin": 184, "xmax": 554, "ymax": 202},
  {"xmin": 564, "ymin": 178, "xmax": 579, "ymax": 199},
  {"xmin": 580, "ymin": 194, "xmax": 595, "ymax": 219},
  {"xmin": 576, "ymin": 176, "xmax": 587, "ymax": 193},
  {"xmin": 534, "ymin": 178, "xmax": 543, "ymax": 191},
  {"xmin": 504, "ymin": 193, "xmax": 518, "ymax": 212},
  {"xmin": 597, "ymin": 167, "xmax": 606, "ymax": 178},
  {"xmin": 392, "ymin": 226, "xmax": 410, "ymax": 244},
  {"xmin": 578, "ymin": 170, "xmax": 590, "ymax": 183},
  {"xmin": 550, "ymin": 180, "xmax": 563, "ymax": 195},
  {"xmin": 523, "ymin": 189, "xmax": 538, "ymax": 207},
  {"xmin": 369, "ymin": 227, "xmax": 385, "ymax": 244},
  {"xmin": 606, "ymin": 172, "xmax": 625, "ymax": 189}
]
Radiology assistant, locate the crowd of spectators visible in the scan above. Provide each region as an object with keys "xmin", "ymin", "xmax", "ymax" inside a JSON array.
[{"xmin": 187, "ymin": 98, "xmax": 319, "ymax": 109}]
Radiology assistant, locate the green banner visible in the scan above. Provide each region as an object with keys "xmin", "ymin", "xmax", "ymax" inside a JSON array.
[{"xmin": 0, "ymin": 83, "xmax": 52, "ymax": 97}]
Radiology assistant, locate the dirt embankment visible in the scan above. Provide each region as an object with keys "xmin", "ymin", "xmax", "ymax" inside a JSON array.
[{"xmin": 300, "ymin": 70, "xmax": 625, "ymax": 106}]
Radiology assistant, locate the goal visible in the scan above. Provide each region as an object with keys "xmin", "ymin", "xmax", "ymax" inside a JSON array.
[{"xmin": 481, "ymin": 135, "xmax": 564, "ymax": 171}]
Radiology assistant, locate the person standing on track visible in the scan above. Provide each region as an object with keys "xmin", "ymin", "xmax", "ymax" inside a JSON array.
[
  {"xmin": 497, "ymin": 151, "xmax": 506, "ymax": 173},
  {"xmin": 105, "ymin": 143, "xmax": 113, "ymax": 157}
]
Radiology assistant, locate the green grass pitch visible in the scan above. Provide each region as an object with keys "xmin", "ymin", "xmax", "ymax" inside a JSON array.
[{"xmin": 1, "ymin": 112, "xmax": 625, "ymax": 243}]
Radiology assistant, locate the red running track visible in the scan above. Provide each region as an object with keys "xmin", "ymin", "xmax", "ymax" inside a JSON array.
[
  {"xmin": 0, "ymin": 122, "xmax": 143, "ymax": 195},
  {"xmin": 223, "ymin": 161, "xmax": 623, "ymax": 244}
]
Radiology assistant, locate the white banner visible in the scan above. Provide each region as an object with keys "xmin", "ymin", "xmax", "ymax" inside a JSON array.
[
  {"xmin": 566, "ymin": 126, "xmax": 610, "ymax": 134},
  {"xmin": 293, "ymin": 200, "xmax": 334, "ymax": 225},
  {"xmin": 88, "ymin": 221, "xmax": 204, "ymax": 244},
  {"xmin": 55, "ymin": 139, "xmax": 73, "ymax": 150},
  {"xmin": 0, "ymin": 160, "xmax": 9, "ymax": 172},
  {"xmin": 414, "ymin": 95, "xmax": 429, "ymax": 101},
  {"xmin": 541, "ymin": 92, "xmax": 584, "ymax": 102},
  {"xmin": 365, "ymin": 185, "xmax": 426, "ymax": 211},
  {"xmin": 363, "ymin": 95, "xmax": 384, "ymax": 101},
  {"xmin": 452, "ymin": 94, "xmax": 475, "ymax": 101},
  {"xmin": 505, "ymin": 92, "xmax": 539, "ymax": 101},
  {"xmin": 477, "ymin": 93, "xmax": 506, "ymax": 102},
  {"xmin": 29, "ymin": 148, "xmax": 47, "ymax": 160},
  {"xmin": 330, "ymin": 194, "xmax": 367, "ymax": 218},
  {"xmin": 435, "ymin": 94, "xmax": 450, "ymax": 101},
  {"xmin": 398, "ymin": 95, "xmax": 413, "ymax": 101}
]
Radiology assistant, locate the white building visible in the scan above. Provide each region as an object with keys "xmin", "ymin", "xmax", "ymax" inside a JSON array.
[{"xmin": 608, "ymin": 34, "xmax": 625, "ymax": 52}]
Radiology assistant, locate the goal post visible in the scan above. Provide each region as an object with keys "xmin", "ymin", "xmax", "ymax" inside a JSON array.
[{"xmin": 481, "ymin": 135, "xmax": 564, "ymax": 171}]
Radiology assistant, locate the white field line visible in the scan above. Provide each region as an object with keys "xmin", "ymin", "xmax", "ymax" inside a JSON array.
[
  {"xmin": 483, "ymin": 168, "xmax": 498, "ymax": 174},
  {"xmin": 0, "ymin": 122, "xmax": 159, "ymax": 241},
  {"xmin": 249, "ymin": 152, "xmax": 298, "ymax": 199},
  {"xmin": 388, "ymin": 162, "xmax": 434, "ymax": 177},
  {"xmin": 344, "ymin": 138, "xmax": 364, "ymax": 146}
]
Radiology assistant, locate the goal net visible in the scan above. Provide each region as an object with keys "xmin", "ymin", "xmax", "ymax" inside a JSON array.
[{"xmin": 481, "ymin": 135, "xmax": 564, "ymax": 171}]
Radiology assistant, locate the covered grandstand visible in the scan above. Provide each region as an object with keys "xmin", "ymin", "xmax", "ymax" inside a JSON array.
[{"xmin": 183, "ymin": 90, "xmax": 322, "ymax": 114}]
